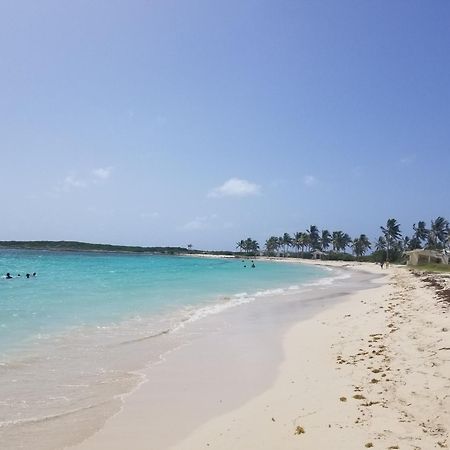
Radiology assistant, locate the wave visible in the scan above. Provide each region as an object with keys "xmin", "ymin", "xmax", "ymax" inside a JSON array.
[
  {"xmin": 0, "ymin": 400, "xmax": 111, "ymax": 428},
  {"xmin": 172, "ymin": 294, "xmax": 256, "ymax": 331},
  {"xmin": 303, "ymin": 271, "xmax": 351, "ymax": 287},
  {"xmin": 107, "ymin": 270, "xmax": 351, "ymax": 338}
]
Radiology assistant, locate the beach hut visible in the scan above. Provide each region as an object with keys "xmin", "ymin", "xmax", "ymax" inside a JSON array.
[
  {"xmin": 405, "ymin": 249, "xmax": 449, "ymax": 266},
  {"xmin": 312, "ymin": 250, "xmax": 326, "ymax": 260}
]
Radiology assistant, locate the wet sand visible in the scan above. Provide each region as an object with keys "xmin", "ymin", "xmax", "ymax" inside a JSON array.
[
  {"xmin": 69, "ymin": 264, "xmax": 382, "ymax": 450},
  {"xmin": 172, "ymin": 264, "xmax": 450, "ymax": 450}
]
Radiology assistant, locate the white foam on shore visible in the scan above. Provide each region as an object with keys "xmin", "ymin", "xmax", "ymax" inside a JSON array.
[
  {"xmin": 172, "ymin": 295, "xmax": 256, "ymax": 331},
  {"xmin": 303, "ymin": 270, "xmax": 351, "ymax": 287},
  {"xmin": 0, "ymin": 264, "xmax": 351, "ymax": 446},
  {"xmin": 171, "ymin": 268, "xmax": 349, "ymax": 332}
]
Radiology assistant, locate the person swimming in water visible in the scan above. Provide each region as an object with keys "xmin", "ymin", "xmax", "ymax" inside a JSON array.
[{"xmin": 6, "ymin": 273, "xmax": 12, "ymax": 279}]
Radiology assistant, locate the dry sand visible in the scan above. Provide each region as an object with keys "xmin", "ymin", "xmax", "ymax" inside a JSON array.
[
  {"xmin": 70, "ymin": 262, "xmax": 450, "ymax": 450},
  {"xmin": 172, "ymin": 264, "xmax": 450, "ymax": 450}
]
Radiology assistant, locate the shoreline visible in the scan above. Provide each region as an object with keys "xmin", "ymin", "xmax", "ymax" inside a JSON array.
[
  {"xmin": 4, "ymin": 260, "xmax": 448, "ymax": 449},
  {"xmin": 1, "ymin": 255, "xmax": 331, "ymax": 450},
  {"xmin": 68, "ymin": 262, "xmax": 383, "ymax": 450},
  {"xmin": 172, "ymin": 264, "xmax": 450, "ymax": 450}
]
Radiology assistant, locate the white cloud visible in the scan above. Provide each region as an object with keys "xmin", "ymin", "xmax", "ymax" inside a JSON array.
[
  {"xmin": 180, "ymin": 214, "xmax": 220, "ymax": 231},
  {"xmin": 208, "ymin": 178, "xmax": 261, "ymax": 198},
  {"xmin": 181, "ymin": 216, "xmax": 210, "ymax": 231},
  {"xmin": 55, "ymin": 167, "xmax": 112, "ymax": 194},
  {"xmin": 61, "ymin": 175, "xmax": 88, "ymax": 191},
  {"xmin": 92, "ymin": 167, "xmax": 113, "ymax": 180},
  {"xmin": 303, "ymin": 175, "xmax": 318, "ymax": 187}
]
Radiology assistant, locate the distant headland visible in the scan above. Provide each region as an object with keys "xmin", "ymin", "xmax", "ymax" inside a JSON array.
[{"xmin": 0, "ymin": 240, "xmax": 234, "ymax": 256}]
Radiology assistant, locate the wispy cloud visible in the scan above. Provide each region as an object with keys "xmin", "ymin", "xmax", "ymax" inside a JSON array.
[
  {"xmin": 180, "ymin": 214, "xmax": 220, "ymax": 231},
  {"xmin": 92, "ymin": 167, "xmax": 113, "ymax": 180},
  {"xmin": 208, "ymin": 178, "xmax": 261, "ymax": 198},
  {"xmin": 56, "ymin": 166, "xmax": 113, "ymax": 193},
  {"xmin": 303, "ymin": 175, "xmax": 318, "ymax": 187},
  {"xmin": 61, "ymin": 175, "xmax": 88, "ymax": 191},
  {"xmin": 181, "ymin": 217, "xmax": 209, "ymax": 231}
]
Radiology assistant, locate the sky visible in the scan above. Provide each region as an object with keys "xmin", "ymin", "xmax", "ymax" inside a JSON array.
[{"xmin": 0, "ymin": 0, "xmax": 449, "ymax": 250}]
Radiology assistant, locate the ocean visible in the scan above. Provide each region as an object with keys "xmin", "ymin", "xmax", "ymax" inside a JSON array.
[{"xmin": 0, "ymin": 249, "xmax": 331, "ymax": 449}]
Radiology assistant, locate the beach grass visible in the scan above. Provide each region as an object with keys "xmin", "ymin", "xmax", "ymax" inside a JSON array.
[{"xmin": 410, "ymin": 263, "xmax": 450, "ymax": 273}]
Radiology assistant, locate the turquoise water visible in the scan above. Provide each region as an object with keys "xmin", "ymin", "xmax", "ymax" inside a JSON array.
[
  {"xmin": 0, "ymin": 250, "xmax": 330, "ymax": 446},
  {"xmin": 0, "ymin": 250, "xmax": 326, "ymax": 355}
]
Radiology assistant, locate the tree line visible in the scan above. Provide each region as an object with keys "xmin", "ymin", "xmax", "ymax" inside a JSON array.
[{"xmin": 236, "ymin": 216, "xmax": 450, "ymax": 262}]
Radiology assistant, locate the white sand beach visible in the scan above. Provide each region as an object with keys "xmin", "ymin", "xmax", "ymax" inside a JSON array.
[{"xmin": 67, "ymin": 261, "xmax": 449, "ymax": 450}]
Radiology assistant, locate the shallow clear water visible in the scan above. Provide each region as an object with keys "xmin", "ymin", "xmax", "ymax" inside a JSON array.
[
  {"xmin": 0, "ymin": 250, "xmax": 325, "ymax": 355},
  {"xmin": 0, "ymin": 250, "xmax": 330, "ymax": 448}
]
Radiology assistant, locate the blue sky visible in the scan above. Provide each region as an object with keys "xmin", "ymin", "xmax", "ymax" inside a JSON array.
[{"xmin": 1, "ymin": 0, "xmax": 449, "ymax": 250}]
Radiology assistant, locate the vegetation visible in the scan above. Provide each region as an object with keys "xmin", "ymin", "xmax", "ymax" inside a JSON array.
[
  {"xmin": 236, "ymin": 238, "xmax": 260, "ymax": 256},
  {"xmin": 0, "ymin": 240, "xmax": 239, "ymax": 256},
  {"xmin": 0, "ymin": 240, "xmax": 191, "ymax": 254},
  {"xmin": 409, "ymin": 263, "xmax": 450, "ymax": 273},
  {"xmin": 2, "ymin": 216, "xmax": 448, "ymax": 265},
  {"xmin": 380, "ymin": 218, "xmax": 402, "ymax": 262},
  {"xmin": 351, "ymin": 234, "xmax": 371, "ymax": 258},
  {"xmin": 236, "ymin": 215, "xmax": 449, "ymax": 264}
]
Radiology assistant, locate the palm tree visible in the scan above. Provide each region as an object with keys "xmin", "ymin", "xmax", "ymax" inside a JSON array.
[
  {"xmin": 380, "ymin": 218, "xmax": 402, "ymax": 262},
  {"xmin": 341, "ymin": 233, "xmax": 352, "ymax": 253},
  {"xmin": 332, "ymin": 231, "xmax": 343, "ymax": 252},
  {"xmin": 352, "ymin": 234, "xmax": 371, "ymax": 258},
  {"xmin": 374, "ymin": 236, "xmax": 387, "ymax": 252},
  {"xmin": 320, "ymin": 229, "xmax": 332, "ymax": 251},
  {"xmin": 244, "ymin": 237, "xmax": 259, "ymax": 255},
  {"xmin": 428, "ymin": 216, "xmax": 449, "ymax": 249},
  {"xmin": 300, "ymin": 233, "xmax": 310, "ymax": 256},
  {"xmin": 265, "ymin": 236, "xmax": 279, "ymax": 256},
  {"xmin": 332, "ymin": 231, "xmax": 352, "ymax": 253},
  {"xmin": 292, "ymin": 232, "xmax": 310, "ymax": 257},
  {"xmin": 306, "ymin": 225, "xmax": 320, "ymax": 251},
  {"xmin": 402, "ymin": 236, "xmax": 410, "ymax": 251},
  {"xmin": 292, "ymin": 232, "xmax": 303, "ymax": 256},
  {"xmin": 413, "ymin": 221, "xmax": 428, "ymax": 246},
  {"xmin": 408, "ymin": 221, "xmax": 427, "ymax": 250},
  {"xmin": 236, "ymin": 240, "xmax": 245, "ymax": 254},
  {"xmin": 250, "ymin": 239, "xmax": 260, "ymax": 254},
  {"xmin": 281, "ymin": 233, "xmax": 292, "ymax": 256}
]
